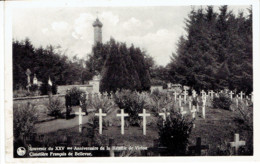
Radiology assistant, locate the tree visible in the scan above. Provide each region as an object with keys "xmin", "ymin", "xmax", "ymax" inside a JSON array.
[
  {"xmin": 168, "ymin": 6, "xmax": 252, "ymax": 93},
  {"xmin": 13, "ymin": 38, "xmax": 91, "ymax": 90},
  {"xmin": 96, "ymin": 38, "xmax": 151, "ymax": 93}
]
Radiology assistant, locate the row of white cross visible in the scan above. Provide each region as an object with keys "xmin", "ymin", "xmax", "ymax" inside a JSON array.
[
  {"xmin": 174, "ymin": 90, "xmax": 253, "ymax": 101},
  {"xmin": 76, "ymin": 108, "xmax": 151, "ymax": 135},
  {"xmin": 75, "ymin": 102, "xmax": 206, "ymax": 135}
]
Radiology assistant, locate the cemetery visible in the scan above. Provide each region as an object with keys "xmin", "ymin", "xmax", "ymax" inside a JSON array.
[
  {"xmin": 13, "ymin": 87, "xmax": 253, "ymax": 157},
  {"xmin": 12, "ymin": 5, "xmax": 253, "ymax": 157}
]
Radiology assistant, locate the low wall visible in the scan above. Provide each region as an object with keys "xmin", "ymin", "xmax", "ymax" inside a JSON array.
[
  {"xmin": 57, "ymin": 85, "xmax": 93, "ymax": 94},
  {"xmin": 13, "ymin": 94, "xmax": 66, "ymax": 105}
]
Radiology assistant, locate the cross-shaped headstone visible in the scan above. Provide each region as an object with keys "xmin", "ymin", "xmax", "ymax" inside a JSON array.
[
  {"xmin": 239, "ymin": 91, "xmax": 244, "ymax": 100},
  {"xmin": 229, "ymin": 91, "xmax": 234, "ymax": 100},
  {"xmin": 116, "ymin": 109, "xmax": 129, "ymax": 135},
  {"xmin": 202, "ymin": 105, "xmax": 205, "ymax": 119},
  {"xmin": 75, "ymin": 108, "xmax": 86, "ymax": 133},
  {"xmin": 201, "ymin": 90, "xmax": 206, "ymax": 97},
  {"xmin": 179, "ymin": 107, "xmax": 187, "ymax": 117},
  {"xmin": 159, "ymin": 109, "xmax": 170, "ymax": 121},
  {"xmin": 183, "ymin": 91, "xmax": 188, "ymax": 104},
  {"xmin": 208, "ymin": 90, "xmax": 214, "ymax": 98},
  {"xmin": 189, "ymin": 99, "xmax": 192, "ymax": 111},
  {"xmin": 188, "ymin": 137, "xmax": 209, "ymax": 155},
  {"xmin": 178, "ymin": 96, "xmax": 183, "ymax": 107},
  {"xmin": 191, "ymin": 106, "xmax": 196, "ymax": 119},
  {"xmin": 95, "ymin": 108, "xmax": 107, "ymax": 134},
  {"xmin": 138, "ymin": 109, "xmax": 151, "ymax": 135},
  {"xmin": 159, "ymin": 109, "xmax": 170, "ymax": 126},
  {"xmin": 192, "ymin": 90, "xmax": 197, "ymax": 98},
  {"xmin": 202, "ymin": 96, "xmax": 206, "ymax": 106},
  {"xmin": 173, "ymin": 91, "xmax": 177, "ymax": 101},
  {"xmin": 230, "ymin": 133, "xmax": 246, "ymax": 155}
]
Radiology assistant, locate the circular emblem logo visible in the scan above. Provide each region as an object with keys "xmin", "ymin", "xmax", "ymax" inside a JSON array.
[{"xmin": 17, "ymin": 147, "xmax": 26, "ymax": 156}]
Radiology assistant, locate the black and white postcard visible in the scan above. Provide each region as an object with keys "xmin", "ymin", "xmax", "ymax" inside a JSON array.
[{"xmin": 2, "ymin": 0, "xmax": 260, "ymax": 163}]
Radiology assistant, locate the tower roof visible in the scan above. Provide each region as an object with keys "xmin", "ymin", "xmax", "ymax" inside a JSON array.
[{"xmin": 92, "ymin": 18, "xmax": 103, "ymax": 27}]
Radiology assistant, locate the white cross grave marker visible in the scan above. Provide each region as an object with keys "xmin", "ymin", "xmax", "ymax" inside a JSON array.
[
  {"xmin": 208, "ymin": 90, "xmax": 214, "ymax": 98},
  {"xmin": 189, "ymin": 99, "xmax": 192, "ymax": 110},
  {"xmin": 179, "ymin": 96, "xmax": 183, "ymax": 107},
  {"xmin": 173, "ymin": 91, "xmax": 177, "ymax": 101},
  {"xmin": 183, "ymin": 91, "xmax": 188, "ymax": 104},
  {"xmin": 239, "ymin": 91, "xmax": 244, "ymax": 100},
  {"xmin": 230, "ymin": 133, "xmax": 246, "ymax": 155},
  {"xmin": 116, "ymin": 109, "xmax": 129, "ymax": 135},
  {"xmin": 95, "ymin": 108, "xmax": 107, "ymax": 134},
  {"xmin": 159, "ymin": 109, "xmax": 170, "ymax": 126},
  {"xmin": 180, "ymin": 107, "xmax": 187, "ymax": 117},
  {"xmin": 229, "ymin": 91, "xmax": 234, "ymax": 100},
  {"xmin": 202, "ymin": 105, "xmax": 205, "ymax": 119},
  {"xmin": 191, "ymin": 106, "xmax": 196, "ymax": 119},
  {"xmin": 159, "ymin": 108, "xmax": 170, "ymax": 121},
  {"xmin": 75, "ymin": 108, "xmax": 86, "ymax": 133},
  {"xmin": 138, "ymin": 109, "xmax": 151, "ymax": 135},
  {"xmin": 201, "ymin": 90, "xmax": 206, "ymax": 97},
  {"xmin": 192, "ymin": 90, "xmax": 196, "ymax": 98}
]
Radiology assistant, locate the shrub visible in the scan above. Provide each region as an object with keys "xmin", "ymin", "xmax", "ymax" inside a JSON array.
[
  {"xmin": 47, "ymin": 97, "xmax": 64, "ymax": 118},
  {"xmin": 213, "ymin": 93, "xmax": 232, "ymax": 110},
  {"xmin": 149, "ymin": 90, "xmax": 174, "ymax": 115},
  {"xmin": 65, "ymin": 87, "xmax": 85, "ymax": 106},
  {"xmin": 158, "ymin": 110, "xmax": 193, "ymax": 155},
  {"xmin": 113, "ymin": 90, "xmax": 147, "ymax": 126},
  {"xmin": 13, "ymin": 103, "xmax": 39, "ymax": 140},
  {"xmin": 91, "ymin": 95, "xmax": 114, "ymax": 113},
  {"xmin": 13, "ymin": 89, "xmax": 31, "ymax": 98},
  {"xmin": 29, "ymin": 84, "xmax": 39, "ymax": 92}
]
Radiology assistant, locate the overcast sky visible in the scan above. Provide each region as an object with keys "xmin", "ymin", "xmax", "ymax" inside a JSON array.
[{"xmin": 12, "ymin": 5, "xmax": 250, "ymax": 66}]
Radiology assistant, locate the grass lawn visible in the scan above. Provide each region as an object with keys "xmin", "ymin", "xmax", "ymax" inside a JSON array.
[{"xmin": 30, "ymin": 102, "xmax": 253, "ymax": 156}]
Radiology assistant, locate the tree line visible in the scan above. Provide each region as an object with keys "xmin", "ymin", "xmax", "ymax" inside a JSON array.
[
  {"xmin": 168, "ymin": 6, "xmax": 252, "ymax": 94},
  {"xmin": 13, "ymin": 39, "xmax": 93, "ymax": 90}
]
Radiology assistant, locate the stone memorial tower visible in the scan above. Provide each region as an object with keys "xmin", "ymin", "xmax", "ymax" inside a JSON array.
[{"xmin": 92, "ymin": 18, "xmax": 103, "ymax": 45}]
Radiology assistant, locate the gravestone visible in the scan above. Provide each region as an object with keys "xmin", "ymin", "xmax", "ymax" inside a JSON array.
[
  {"xmin": 188, "ymin": 98, "xmax": 192, "ymax": 110},
  {"xmin": 159, "ymin": 108, "xmax": 170, "ymax": 126},
  {"xmin": 33, "ymin": 73, "xmax": 38, "ymax": 85},
  {"xmin": 178, "ymin": 96, "xmax": 183, "ymax": 107},
  {"xmin": 188, "ymin": 137, "xmax": 209, "ymax": 155},
  {"xmin": 229, "ymin": 91, "xmax": 234, "ymax": 100},
  {"xmin": 191, "ymin": 105, "xmax": 196, "ymax": 119},
  {"xmin": 192, "ymin": 90, "xmax": 197, "ymax": 98},
  {"xmin": 183, "ymin": 91, "xmax": 188, "ymax": 104},
  {"xmin": 208, "ymin": 90, "xmax": 214, "ymax": 98},
  {"xmin": 173, "ymin": 91, "xmax": 177, "ymax": 101},
  {"xmin": 75, "ymin": 108, "xmax": 86, "ymax": 133},
  {"xmin": 180, "ymin": 107, "xmax": 187, "ymax": 117},
  {"xmin": 229, "ymin": 133, "xmax": 245, "ymax": 155},
  {"xmin": 138, "ymin": 109, "xmax": 151, "ymax": 135},
  {"xmin": 116, "ymin": 109, "xmax": 129, "ymax": 135},
  {"xmin": 95, "ymin": 108, "xmax": 107, "ymax": 134},
  {"xmin": 239, "ymin": 91, "xmax": 244, "ymax": 100}
]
